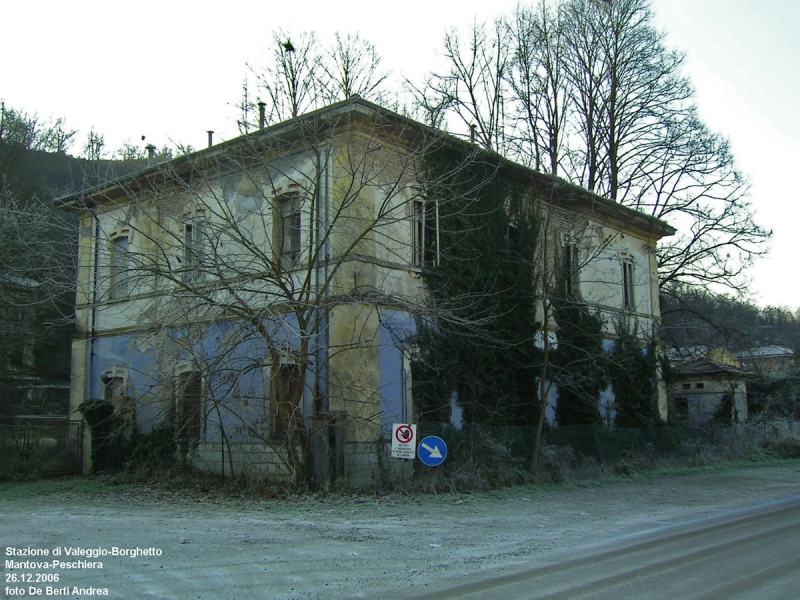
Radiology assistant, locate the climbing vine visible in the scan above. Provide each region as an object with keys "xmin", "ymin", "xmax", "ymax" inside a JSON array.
[
  {"xmin": 608, "ymin": 318, "xmax": 660, "ymax": 427},
  {"xmin": 412, "ymin": 148, "xmax": 541, "ymax": 426}
]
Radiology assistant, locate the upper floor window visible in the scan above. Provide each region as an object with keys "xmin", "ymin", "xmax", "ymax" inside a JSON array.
[
  {"xmin": 622, "ymin": 260, "xmax": 635, "ymax": 310},
  {"xmin": 276, "ymin": 193, "xmax": 302, "ymax": 266},
  {"xmin": 109, "ymin": 236, "xmax": 130, "ymax": 300},
  {"xmin": 564, "ymin": 243, "xmax": 580, "ymax": 297},
  {"xmin": 183, "ymin": 220, "xmax": 206, "ymax": 282},
  {"xmin": 412, "ymin": 199, "xmax": 438, "ymax": 268}
]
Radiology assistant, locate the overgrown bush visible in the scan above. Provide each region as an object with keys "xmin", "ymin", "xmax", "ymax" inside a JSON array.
[
  {"xmin": 551, "ymin": 293, "xmax": 606, "ymax": 426},
  {"xmin": 79, "ymin": 400, "xmax": 180, "ymax": 474},
  {"xmin": 127, "ymin": 426, "xmax": 178, "ymax": 472},
  {"xmin": 78, "ymin": 399, "xmax": 126, "ymax": 472},
  {"xmin": 764, "ymin": 437, "xmax": 800, "ymax": 459},
  {"xmin": 608, "ymin": 319, "xmax": 660, "ymax": 427},
  {"xmin": 748, "ymin": 374, "xmax": 800, "ymax": 420}
]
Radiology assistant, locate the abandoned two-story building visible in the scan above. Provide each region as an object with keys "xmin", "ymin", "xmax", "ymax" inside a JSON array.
[{"xmin": 59, "ymin": 97, "xmax": 674, "ymax": 486}]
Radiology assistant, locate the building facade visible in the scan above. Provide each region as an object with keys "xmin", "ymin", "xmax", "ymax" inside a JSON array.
[{"xmin": 60, "ymin": 98, "xmax": 674, "ymax": 486}]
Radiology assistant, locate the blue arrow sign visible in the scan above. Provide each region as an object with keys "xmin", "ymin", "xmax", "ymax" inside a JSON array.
[{"xmin": 418, "ymin": 436, "xmax": 447, "ymax": 467}]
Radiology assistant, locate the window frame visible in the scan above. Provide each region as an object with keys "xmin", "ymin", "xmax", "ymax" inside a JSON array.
[
  {"xmin": 276, "ymin": 192, "xmax": 302, "ymax": 267},
  {"xmin": 411, "ymin": 198, "xmax": 439, "ymax": 268},
  {"xmin": 109, "ymin": 234, "xmax": 130, "ymax": 300},
  {"xmin": 564, "ymin": 242, "xmax": 580, "ymax": 297},
  {"xmin": 182, "ymin": 218, "xmax": 206, "ymax": 282},
  {"xmin": 622, "ymin": 259, "xmax": 635, "ymax": 310}
]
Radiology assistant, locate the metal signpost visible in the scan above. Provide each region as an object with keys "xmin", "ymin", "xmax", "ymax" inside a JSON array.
[
  {"xmin": 391, "ymin": 423, "xmax": 417, "ymax": 459},
  {"xmin": 418, "ymin": 436, "xmax": 447, "ymax": 467}
]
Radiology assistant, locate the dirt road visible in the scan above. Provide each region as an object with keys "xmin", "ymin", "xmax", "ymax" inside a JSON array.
[
  {"xmin": 2, "ymin": 463, "xmax": 799, "ymax": 599},
  {"xmin": 414, "ymin": 496, "xmax": 800, "ymax": 599}
]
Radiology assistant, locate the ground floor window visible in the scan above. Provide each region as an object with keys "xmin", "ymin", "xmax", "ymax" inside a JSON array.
[
  {"xmin": 273, "ymin": 364, "xmax": 301, "ymax": 438},
  {"xmin": 177, "ymin": 371, "xmax": 204, "ymax": 442}
]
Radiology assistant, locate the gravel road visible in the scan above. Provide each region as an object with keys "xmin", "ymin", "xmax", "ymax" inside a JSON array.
[{"xmin": 2, "ymin": 463, "xmax": 799, "ymax": 599}]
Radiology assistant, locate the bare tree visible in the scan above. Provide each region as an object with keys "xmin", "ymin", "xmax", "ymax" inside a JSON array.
[
  {"xmin": 411, "ymin": 20, "xmax": 511, "ymax": 152},
  {"xmin": 417, "ymin": 0, "xmax": 769, "ymax": 302},
  {"xmin": 239, "ymin": 29, "xmax": 322, "ymax": 131},
  {"xmin": 0, "ymin": 183, "xmax": 75, "ymax": 391},
  {"xmin": 82, "ymin": 127, "xmax": 105, "ymax": 162},
  {"xmin": 319, "ymin": 33, "xmax": 392, "ymax": 105},
  {"xmin": 240, "ymin": 30, "xmax": 392, "ymax": 133},
  {"xmin": 507, "ymin": 1, "xmax": 570, "ymax": 175},
  {"xmin": 0, "ymin": 101, "xmax": 76, "ymax": 154}
]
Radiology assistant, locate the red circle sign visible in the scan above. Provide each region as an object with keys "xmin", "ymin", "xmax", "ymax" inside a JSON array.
[{"xmin": 395, "ymin": 425, "xmax": 414, "ymax": 444}]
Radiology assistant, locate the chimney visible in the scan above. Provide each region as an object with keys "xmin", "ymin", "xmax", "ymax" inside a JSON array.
[
  {"xmin": 207, "ymin": 130, "xmax": 214, "ymax": 148},
  {"xmin": 470, "ymin": 124, "xmax": 477, "ymax": 144},
  {"xmin": 145, "ymin": 144, "xmax": 156, "ymax": 165},
  {"xmin": 258, "ymin": 102, "xmax": 266, "ymax": 129}
]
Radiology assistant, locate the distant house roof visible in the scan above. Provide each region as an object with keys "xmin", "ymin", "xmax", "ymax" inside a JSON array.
[
  {"xmin": 668, "ymin": 346, "xmax": 709, "ymax": 364},
  {"xmin": 737, "ymin": 346, "xmax": 795, "ymax": 359},
  {"xmin": 674, "ymin": 358, "xmax": 750, "ymax": 379},
  {"xmin": 669, "ymin": 346, "xmax": 740, "ymax": 367}
]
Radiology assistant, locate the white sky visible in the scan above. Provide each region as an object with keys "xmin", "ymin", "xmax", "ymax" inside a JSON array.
[{"xmin": 2, "ymin": 0, "xmax": 797, "ymax": 309}]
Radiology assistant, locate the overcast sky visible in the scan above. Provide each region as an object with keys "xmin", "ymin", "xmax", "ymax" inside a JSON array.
[{"xmin": 3, "ymin": 0, "xmax": 797, "ymax": 309}]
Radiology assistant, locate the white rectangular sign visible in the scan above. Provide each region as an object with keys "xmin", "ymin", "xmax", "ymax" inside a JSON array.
[{"xmin": 391, "ymin": 423, "xmax": 417, "ymax": 459}]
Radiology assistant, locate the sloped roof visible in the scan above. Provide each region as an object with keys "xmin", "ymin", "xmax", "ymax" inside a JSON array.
[
  {"xmin": 674, "ymin": 358, "xmax": 750, "ymax": 378},
  {"xmin": 56, "ymin": 96, "xmax": 675, "ymax": 240},
  {"xmin": 668, "ymin": 346, "xmax": 709, "ymax": 364},
  {"xmin": 669, "ymin": 346, "xmax": 740, "ymax": 367},
  {"xmin": 737, "ymin": 346, "xmax": 795, "ymax": 359}
]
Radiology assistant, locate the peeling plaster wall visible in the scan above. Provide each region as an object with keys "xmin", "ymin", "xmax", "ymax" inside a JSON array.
[{"xmin": 670, "ymin": 377, "xmax": 748, "ymax": 424}]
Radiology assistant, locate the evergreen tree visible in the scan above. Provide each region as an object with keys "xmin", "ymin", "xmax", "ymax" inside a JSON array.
[
  {"xmin": 609, "ymin": 318, "xmax": 659, "ymax": 427},
  {"xmin": 551, "ymin": 267, "xmax": 606, "ymax": 425},
  {"xmin": 413, "ymin": 148, "xmax": 540, "ymax": 426}
]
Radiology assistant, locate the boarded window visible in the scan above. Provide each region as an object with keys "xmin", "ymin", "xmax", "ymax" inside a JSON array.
[
  {"xmin": 277, "ymin": 193, "xmax": 302, "ymax": 265},
  {"xmin": 178, "ymin": 371, "xmax": 203, "ymax": 441},
  {"xmin": 565, "ymin": 243, "xmax": 580, "ymax": 296},
  {"xmin": 110, "ymin": 236, "xmax": 129, "ymax": 300},
  {"xmin": 183, "ymin": 220, "xmax": 206, "ymax": 281},
  {"xmin": 274, "ymin": 364, "xmax": 301, "ymax": 438},
  {"xmin": 675, "ymin": 397, "xmax": 689, "ymax": 418},
  {"xmin": 412, "ymin": 199, "xmax": 438, "ymax": 267},
  {"xmin": 103, "ymin": 376, "xmax": 126, "ymax": 412},
  {"xmin": 622, "ymin": 261, "xmax": 634, "ymax": 310}
]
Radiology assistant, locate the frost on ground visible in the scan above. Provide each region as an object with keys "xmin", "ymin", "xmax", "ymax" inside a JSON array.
[{"xmin": 2, "ymin": 464, "xmax": 799, "ymax": 599}]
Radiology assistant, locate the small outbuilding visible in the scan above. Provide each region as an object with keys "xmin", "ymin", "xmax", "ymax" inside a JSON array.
[{"xmin": 668, "ymin": 348, "xmax": 749, "ymax": 424}]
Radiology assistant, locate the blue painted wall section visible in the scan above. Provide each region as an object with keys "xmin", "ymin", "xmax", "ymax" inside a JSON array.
[
  {"xmin": 378, "ymin": 309, "xmax": 416, "ymax": 438},
  {"xmin": 90, "ymin": 334, "xmax": 160, "ymax": 428},
  {"xmin": 88, "ymin": 312, "xmax": 321, "ymax": 444}
]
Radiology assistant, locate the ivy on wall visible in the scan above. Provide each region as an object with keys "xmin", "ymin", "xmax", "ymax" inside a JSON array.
[
  {"xmin": 609, "ymin": 318, "xmax": 660, "ymax": 427},
  {"xmin": 412, "ymin": 148, "xmax": 541, "ymax": 426}
]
